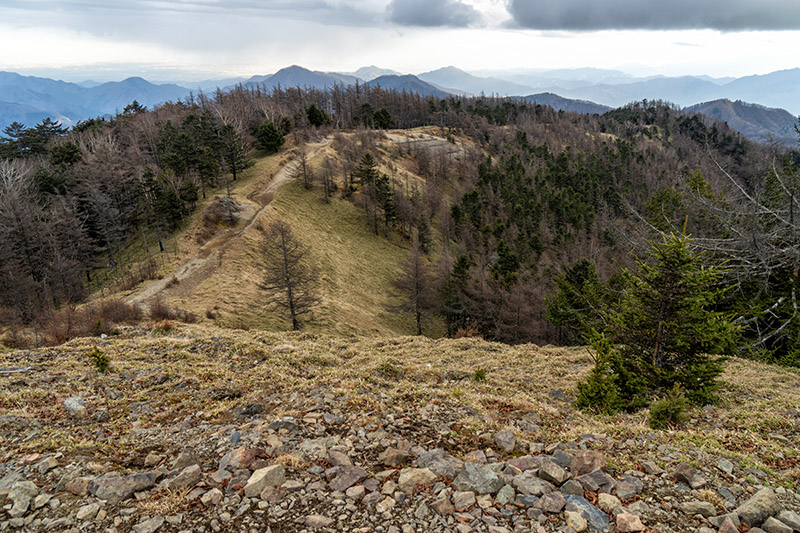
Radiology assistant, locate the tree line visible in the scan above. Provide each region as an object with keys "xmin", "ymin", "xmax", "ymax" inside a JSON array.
[{"xmin": 3, "ymin": 84, "xmax": 797, "ymax": 370}]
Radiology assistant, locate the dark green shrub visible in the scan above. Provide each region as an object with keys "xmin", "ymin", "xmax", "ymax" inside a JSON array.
[
  {"xmin": 86, "ymin": 346, "xmax": 110, "ymax": 373},
  {"xmin": 575, "ymin": 333, "xmax": 622, "ymax": 414},
  {"xmin": 254, "ymin": 120, "xmax": 285, "ymax": 153},
  {"xmin": 606, "ymin": 233, "xmax": 734, "ymax": 406},
  {"xmin": 649, "ymin": 383, "xmax": 691, "ymax": 429},
  {"xmin": 376, "ymin": 362, "xmax": 402, "ymax": 380},
  {"xmin": 472, "ymin": 369, "xmax": 487, "ymax": 382}
]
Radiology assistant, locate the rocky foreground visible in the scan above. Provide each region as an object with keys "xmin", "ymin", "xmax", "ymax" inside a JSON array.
[{"xmin": 1, "ymin": 325, "xmax": 799, "ymax": 532}]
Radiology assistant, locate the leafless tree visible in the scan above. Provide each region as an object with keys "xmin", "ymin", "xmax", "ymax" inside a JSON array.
[
  {"xmin": 257, "ymin": 219, "xmax": 320, "ymax": 331},
  {"xmin": 393, "ymin": 236, "xmax": 437, "ymax": 335}
]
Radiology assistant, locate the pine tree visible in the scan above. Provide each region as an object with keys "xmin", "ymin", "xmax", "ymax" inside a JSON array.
[
  {"xmin": 307, "ymin": 104, "xmax": 330, "ymax": 127},
  {"xmin": 254, "ymin": 121, "xmax": 285, "ymax": 153},
  {"xmin": 220, "ymin": 124, "xmax": 252, "ymax": 183},
  {"xmin": 441, "ymin": 255, "xmax": 472, "ymax": 336},
  {"xmin": 545, "ymin": 259, "xmax": 610, "ymax": 345},
  {"xmin": 607, "ymin": 233, "xmax": 735, "ymax": 406}
]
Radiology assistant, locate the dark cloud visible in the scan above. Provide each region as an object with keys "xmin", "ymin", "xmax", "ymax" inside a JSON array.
[
  {"xmin": 387, "ymin": 0, "xmax": 481, "ymax": 27},
  {"xmin": 505, "ymin": 0, "xmax": 800, "ymax": 31}
]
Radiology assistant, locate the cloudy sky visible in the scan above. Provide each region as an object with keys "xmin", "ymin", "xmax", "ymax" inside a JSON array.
[{"xmin": 1, "ymin": 0, "xmax": 799, "ymax": 81}]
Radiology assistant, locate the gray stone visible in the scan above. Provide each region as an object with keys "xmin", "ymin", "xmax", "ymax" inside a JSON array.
[
  {"xmin": 132, "ymin": 516, "xmax": 165, "ymax": 533},
  {"xmin": 762, "ymin": 517, "xmax": 793, "ymax": 533},
  {"xmin": 512, "ymin": 470, "xmax": 555, "ymax": 496},
  {"xmin": 565, "ymin": 510, "xmax": 588, "ymax": 532},
  {"xmin": 718, "ymin": 458, "xmax": 735, "ymax": 475},
  {"xmin": 679, "ymin": 500, "xmax": 716, "ymax": 516},
  {"xmin": 167, "ymin": 465, "xmax": 202, "ymax": 491},
  {"xmin": 7, "ymin": 481, "xmax": 38, "ymax": 518},
  {"xmin": 218, "ymin": 447, "xmax": 255, "ymax": 471},
  {"xmin": 507, "ymin": 455, "xmax": 540, "ymax": 472},
  {"xmin": 561, "ymin": 479, "xmax": 585, "ymax": 496},
  {"xmin": 378, "ymin": 447, "xmax": 409, "ymax": 467},
  {"xmin": 397, "ymin": 468, "xmax": 437, "ymax": 494},
  {"xmin": 719, "ymin": 517, "xmax": 740, "ymax": 533},
  {"xmin": 777, "ymin": 510, "xmax": 800, "ymax": 531},
  {"xmin": 493, "ymin": 428, "xmax": 516, "ymax": 452},
  {"xmin": 616, "ymin": 513, "xmax": 646, "ymax": 532},
  {"xmin": 329, "ymin": 450, "xmax": 352, "ymax": 466},
  {"xmin": 639, "ymin": 461, "xmax": 664, "ymax": 475},
  {"xmin": 376, "ymin": 496, "xmax": 396, "ymax": 513},
  {"xmin": 244, "ymin": 465, "xmax": 286, "ymax": 497},
  {"xmin": 495, "ymin": 485, "xmax": 515, "ymax": 506},
  {"xmin": 538, "ymin": 457, "xmax": 570, "ymax": 485},
  {"xmin": 452, "ymin": 462, "xmax": 504, "ymax": 495},
  {"xmin": 597, "ymin": 493, "xmax": 621, "ymax": 513},
  {"xmin": 200, "ymin": 488, "xmax": 223, "ymax": 506},
  {"xmin": 328, "ymin": 466, "xmax": 367, "ymax": 492},
  {"xmin": 268, "ymin": 416, "xmax": 299, "ymax": 432},
  {"xmin": 430, "ymin": 494, "xmax": 454, "ymax": 515},
  {"xmin": 736, "ymin": 487, "xmax": 781, "ymax": 527},
  {"xmin": 615, "ymin": 474, "xmax": 643, "ymax": 499},
  {"xmin": 37, "ymin": 457, "xmax": 58, "ymax": 474},
  {"xmin": 564, "ymin": 494, "xmax": 610, "ymax": 532},
  {"xmin": 76, "ymin": 502, "xmax": 101, "ymax": 521},
  {"xmin": 89, "ymin": 472, "xmax": 160, "ymax": 504},
  {"xmin": 708, "ymin": 514, "xmax": 741, "ymax": 528},
  {"xmin": 576, "ymin": 468, "xmax": 616, "ymax": 493},
  {"xmin": 417, "ymin": 448, "xmax": 462, "ymax": 479},
  {"xmin": 171, "ymin": 451, "xmax": 201, "ymax": 470},
  {"xmin": 64, "ymin": 397, "xmax": 87, "ymax": 417},
  {"xmin": 570, "ymin": 450, "xmax": 606, "ymax": 477},
  {"xmin": 305, "ymin": 514, "xmax": 334, "ymax": 528},
  {"xmin": 453, "ymin": 491, "xmax": 476, "ymax": 511},
  {"xmin": 345, "ymin": 485, "xmax": 365, "ymax": 500},
  {"xmin": 539, "ymin": 491, "xmax": 566, "ymax": 513},
  {"xmin": 33, "ymin": 494, "xmax": 50, "ymax": 509}
]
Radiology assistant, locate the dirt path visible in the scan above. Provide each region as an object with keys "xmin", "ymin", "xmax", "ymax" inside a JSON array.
[{"xmin": 128, "ymin": 136, "xmax": 331, "ymax": 310}]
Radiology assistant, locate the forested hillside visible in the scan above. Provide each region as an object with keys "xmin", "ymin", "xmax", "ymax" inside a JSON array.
[{"xmin": 2, "ymin": 84, "xmax": 797, "ymax": 364}]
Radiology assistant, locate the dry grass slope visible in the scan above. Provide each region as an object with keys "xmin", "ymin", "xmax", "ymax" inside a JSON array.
[{"xmin": 1, "ymin": 324, "xmax": 798, "ymax": 490}]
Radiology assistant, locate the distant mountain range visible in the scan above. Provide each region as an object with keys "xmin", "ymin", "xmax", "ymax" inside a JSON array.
[
  {"xmin": 520, "ymin": 93, "xmax": 612, "ymax": 115},
  {"xmin": 0, "ymin": 71, "xmax": 189, "ymax": 129},
  {"xmin": 239, "ymin": 65, "xmax": 360, "ymax": 91},
  {"xmin": 685, "ymin": 99, "xmax": 799, "ymax": 146},
  {"xmin": 1, "ymin": 65, "xmax": 798, "ymax": 147}
]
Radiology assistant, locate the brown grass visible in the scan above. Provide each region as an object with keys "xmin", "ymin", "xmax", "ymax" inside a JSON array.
[
  {"xmin": 149, "ymin": 299, "xmax": 196, "ymax": 323},
  {"xmin": 1, "ymin": 324, "xmax": 799, "ymax": 488}
]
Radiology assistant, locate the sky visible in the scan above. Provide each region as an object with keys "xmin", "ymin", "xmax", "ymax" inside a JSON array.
[{"xmin": 1, "ymin": 0, "xmax": 800, "ymax": 82}]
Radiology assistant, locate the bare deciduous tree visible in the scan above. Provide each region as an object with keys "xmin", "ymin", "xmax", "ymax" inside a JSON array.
[
  {"xmin": 393, "ymin": 236, "xmax": 437, "ymax": 335},
  {"xmin": 257, "ymin": 219, "xmax": 320, "ymax": 331}
]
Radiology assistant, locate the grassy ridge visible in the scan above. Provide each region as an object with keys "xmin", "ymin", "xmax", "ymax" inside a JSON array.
[{"xmin": 1, "ymin": 324, "xmax": 798, "ymax": 488}]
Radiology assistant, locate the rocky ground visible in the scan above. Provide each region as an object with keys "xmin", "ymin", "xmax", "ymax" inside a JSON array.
[{"xmin": 1, "ymin": 325, "xmax": 799, "ymax": 532}]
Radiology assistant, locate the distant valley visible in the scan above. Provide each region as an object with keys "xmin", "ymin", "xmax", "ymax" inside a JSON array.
[{"xmin": 1, "ymin": 65, "xmax": 798, "ymax": 146}]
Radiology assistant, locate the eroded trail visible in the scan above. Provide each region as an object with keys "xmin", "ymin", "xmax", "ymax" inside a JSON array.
[{"xmin": 128, "ymin": 137, "xmax": 331, "ymax": 310}]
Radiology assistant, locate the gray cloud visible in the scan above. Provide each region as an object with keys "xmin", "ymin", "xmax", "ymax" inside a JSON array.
[
  {"xmin": 387, "ymin": 0, "xmax": 481, "ymax": 27},
  {"xmin": 505, "ymin": 0, "xmax": 800, "ymax": 30},
  {"xmin": 1, "ymin": 0, "xmax": 385, "ymax": 53}
]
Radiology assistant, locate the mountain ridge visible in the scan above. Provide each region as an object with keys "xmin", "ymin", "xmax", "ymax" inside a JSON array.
[{"xmin": 2, "ymin": 66, "xmax": 799, "ymax": 147}]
